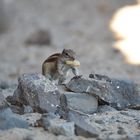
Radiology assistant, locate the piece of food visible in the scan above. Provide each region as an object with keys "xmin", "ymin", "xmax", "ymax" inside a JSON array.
[{"xmin": 66, "ymin": 60, "xmax": 80, "ymax": 67}]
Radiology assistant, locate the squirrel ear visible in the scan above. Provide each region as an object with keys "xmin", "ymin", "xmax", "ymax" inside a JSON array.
[{"xmin": 62, "ymin": 49, "xmax": 66, "ymax": 53}]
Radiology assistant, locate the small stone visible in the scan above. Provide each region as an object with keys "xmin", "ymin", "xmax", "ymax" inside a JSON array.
[
  {"xmin": 48, "ymin": 119, "xmax": 75, "ymax": 136},
  {"xmin": 24, "ymin": 105, "xmax": 33, "ymax": 114},
  {"xmin": 89, "ymin": 74, "xmax": 111, "ymax": 82},
  {"xmin": 67, "ymin": 110, "xmax": 99, "ymax": 138},
  {"xmin": 116, "ymin": 86, "xmax": 120, "ymax": 89},
  {"xmin": 117, "ymin": 127, "xmax": 126, "ymax": 135},
  {"xmin": 38, "ymin": 113, "xmax": 75, "ymax": 136},
  {"xmin": 107, "ymin": 134, "xmax": 128, "ymax": 140},
  {"xmin": 94, "ymin": 119, "xmax": 105, "ymax": 124},
  {"xmin": 51, "ymin": 104, "xmax": 55, "ymax": 107},
  {"xmin": 0, "ymin": 94, "xmax": 8, "ymax": 109}
]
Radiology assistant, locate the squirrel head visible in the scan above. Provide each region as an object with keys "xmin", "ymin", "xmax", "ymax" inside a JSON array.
[{"xmin": 61, "ymin": 49, "xmax": 76, "ymax": 61}]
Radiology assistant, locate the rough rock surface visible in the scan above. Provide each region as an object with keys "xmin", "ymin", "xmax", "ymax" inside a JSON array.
[
  {"xmin": 60, "ymin": 92, "xmax": 98, "ymax": 115},
  {"xmin": 47, "ymin": 119, "xmax": 75, "ymax": 137},
  {"xmin": 20, "ymin": 113, "xmax": 42, "ymax": 127},
  {"xmin": 67, "ymin": 110, "xmax": 99, "ymax": 138},
  {"xmin": 38, "ymin": 113, "xmax": 75, "ymax": 136},
  {"xmin": 0, "ymin": 108, "xmax": 28, "ymax": 130},
  {"xmin": 7, "ymin": 73, "xmax": 60, "ymax": 113},
  {"xmin": 0, "ymin": 81, "xmax": 17, "ymax": 98},
  {"xmin": 66, "ymin": 76, "xmax": 140, "ymax": 109},
  {"xmin": 0, "ymin": 94, "xmax": 7, "ymax": 109},
  {"xmin": 66, "ymin": 109, "xmax": 140, "ymax": 139},
  {"xmin": 0, "ymin": 127, "xmax": 86, "ymax": 140},
  {"xmin": 88, "ymin": 110, "xmax": 140, "ymax": 140},
  {"xmin": 97, "ymin": 105, "xmax": 117, "ymax": 113},
  {"xmin": 23, "ymin": 105, "xmax": 34, "ymax": 113}
]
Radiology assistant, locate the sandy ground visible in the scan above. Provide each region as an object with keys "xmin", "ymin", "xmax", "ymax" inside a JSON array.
[{"xmin": 0, "ymin": 0, "xmax": 139, "ymax": 83}]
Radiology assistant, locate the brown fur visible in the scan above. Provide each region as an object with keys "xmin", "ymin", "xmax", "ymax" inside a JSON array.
[
  {"xmin": 42, "ymin": 49, "xmax": 78, "ymax": 83},
  {"xmin": 42, "ymin": 53, "xmax": 61, "ymax": 75},
  {"xmin": 42, "ymin": 61, "xmax": 56, "ymax": 75}
]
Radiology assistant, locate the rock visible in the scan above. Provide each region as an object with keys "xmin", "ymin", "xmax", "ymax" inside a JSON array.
[
  {"xmin": 20, "ymin": 113, "xmax": 42, "ymax": 127},
  {"xmin": 38, "ymin": 113, "xmax": 75, "ymax": 136},
  {"xmin": 0, "ymin": 94, "xmax": 8, "ymax": 109},
  {"xmin": 48, "ymin": 119, "xmax": 75, "ymax": 136},
  {"xmin": 37, "ymin": 112, "xmax": 59, "ymax": 128},
  {"xmin": 0, "ymin": 108, "xmax": 28, "ymax": 130},
  {"xmin": 0, "ymin": 81, "xmax": 9, "ymax": 89},
  {"xmin": 23, "ymin": 105, "xmax": 33, "ymax": 114},
  {"xmin": 6, "ymin": 95, "xmax": 21, "ymax": 107},
  {"xmin": 97, "ymin": 105, "xmax": 117, "ymax": 113},
  {"xmin": 9, "ymin": 105, "xmax": 24, "ymax": 114},
  {"xmin": 0, "ymin": 81, "xmax": 17, "ymax": 98},
  {"xmin": 89, "ymin": 74, "xmax": 111, "ymax": 82},
  {"xmin": 7, "ymin": 73, "xmax": 60, "ymax": 113},
  {"xmin": 25, "ymin": 29, "xmax": 52, "ymax": 46},
  {"xmin": 60, "ymin": 92, "xmax": 98, "ymax": 115},
  {"xmin": 66, "ymin": 75, "xmax": 140, "ymax": 109},
  {"xmin": 120, "ymin": 109, "xmax": 140, "ymax": 121},
  {"xmin": 117, "ymin": 126, "xmax": 126, "ymax": 135},
  {"xmin": 67, "ymin": 110, "xmax": 99, "ymax": 138}
]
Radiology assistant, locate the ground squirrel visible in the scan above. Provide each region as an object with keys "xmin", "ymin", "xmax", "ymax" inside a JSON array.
[{"xmin": 42, "ymin": 49, "xmax": 80, "ymax": 84}]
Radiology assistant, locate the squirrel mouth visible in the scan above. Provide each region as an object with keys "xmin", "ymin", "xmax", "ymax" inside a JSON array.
[{"xmin": 65, "ymin": 60, "xmax": 80, "ymax": 67}]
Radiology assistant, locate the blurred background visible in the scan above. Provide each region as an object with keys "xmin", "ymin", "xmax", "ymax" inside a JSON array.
[{"xmin": 0, "ymin": 0, "xmax": 140, "ymax": 83}]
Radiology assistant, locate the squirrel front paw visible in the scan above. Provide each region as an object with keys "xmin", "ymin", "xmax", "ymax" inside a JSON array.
[{"xmin": 72, "ymin": 75, "xmax": 82, "ymax": 80}]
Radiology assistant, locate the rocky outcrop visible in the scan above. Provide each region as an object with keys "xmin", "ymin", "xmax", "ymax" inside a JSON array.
[
  {"xmin": 3, "ymin": 73, "xmax": 140, "ymax": 139},
  {"xmin": 66, "ymin": 75, "xmax": 140, "ymax": 109}
]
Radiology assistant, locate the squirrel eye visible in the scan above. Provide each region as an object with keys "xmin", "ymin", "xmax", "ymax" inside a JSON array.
[{"xmin": 65, "ymin": 53, "xmax": 68, "ymax": 56}]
